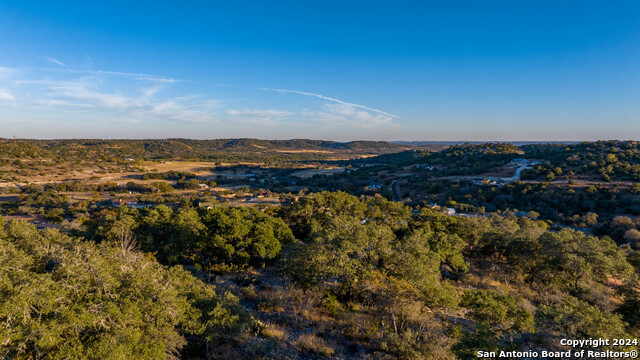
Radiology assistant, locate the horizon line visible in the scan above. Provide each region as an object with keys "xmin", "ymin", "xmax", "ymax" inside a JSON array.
[{"xmin": 0, "ymin": 137, "xmax": 634, "ymax": 143}]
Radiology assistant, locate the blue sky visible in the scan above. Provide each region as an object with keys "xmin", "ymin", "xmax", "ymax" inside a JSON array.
[{"xmin": 0, "ymin": 1, "xmax": 639, "ymax": 141}]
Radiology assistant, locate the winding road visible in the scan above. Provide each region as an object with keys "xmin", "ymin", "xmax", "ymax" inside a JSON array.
[{"xmin": 391, "ymin": 180, "xmax": 405, "ymax": 201}]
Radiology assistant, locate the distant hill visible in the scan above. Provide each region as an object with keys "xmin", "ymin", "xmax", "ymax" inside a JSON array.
[
  {"xmin": 391, "ymin": 140, "xmax": 582, "ymax": 146},
  {"xmin": 0, "ymin": 138, "xmax": 413, "ymax": 163}
]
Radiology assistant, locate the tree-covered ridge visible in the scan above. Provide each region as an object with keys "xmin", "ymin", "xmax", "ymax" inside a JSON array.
[
  {"xmin": 420, "ymin": 143, "xmax": 523, "ymax": 176},
  {"xmin": 0, "ymin": 138, "xmax": 411, "ymax": 163},
  {"xmin": 355, "ymin": 143, "xmax": 525, "ymax": 176},
  {"xmin": 327, "ymin": 141, "xmax": 640, "ymax": 245},
  {"xmin": 355, "ymin": 140, "xmax": 640, "ymax": 181},
  {"xmin": 521, "ymin": 140, "xmax": 640, "ymax": 181},
  {"xmin": 424, "ymin": 179, "xmax": 640, "ymax": 232}
]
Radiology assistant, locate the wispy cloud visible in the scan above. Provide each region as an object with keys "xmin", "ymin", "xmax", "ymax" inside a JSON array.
[
  {"xmin": 91, "ymin": 69, "xmax": 179, "ymax": 83},
  {"xmin": 0, "ymin": 90, "xmax": 14, "ymax": 101},
  {"xmin": 226, "ymin": 109, "xmax": 293, "ymax": 117},
  {"xmin": 112, "ymin": 118, "xmax": 140, "ymax": 124},
  {"xmin": 44, "ymin": 82, "xmax": 222, "ymax": 123},
  {"xmin": 0, "ymin": 67, "xmax": 20, "ymax": 79},
  {"xmin": 83, "ymin": 55, "xmax": 94, "ymax": 69},
  {"xmin": 258, "ymin": 87, "xmax": 399, "ymax": 128},
  {"xmin": 301, "ymin": 103, "xmax": 398, "ymax": 128},
  {"xmin": 0, "ymin": 66, "xmax": 215, "ymax": 123},
  {"xmin": 225, "ymin": 108, "xmax": 294, "ymax": 126},
  {"xmin": 0, "ymin": 60, "xmax": 400, "ymax": 135},
  {"xmin": 21, "ymin": 66, "xmax": 180, "ymax": 83},
  {"xmin": 47, "ymin": 57, "xmax": 68, "ymax": 68},
  {"xmin": 260, "ymin": 87, "xmax": 399, "ymax": 118},
  {"xmin": 32, "ymin": 99, "xmax": 70, "ymax": 107},
  {"xmin": 0, "ymin": 64, "xmax": 179, "ymax": 84}
]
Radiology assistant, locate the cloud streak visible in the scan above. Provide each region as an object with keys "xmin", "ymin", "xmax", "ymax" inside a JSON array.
[
  {"xmin": 259, "ymin": 87, "xmax": 399, "ymax": 118},
  {"xmin": 47, "ymin": 57, "xmax": 68, "ymax": 68},
  {"xmin": 24, "ymin": 66, "xmax": 180, "ymax": 83},
  {"xmin": 0, "ymin": 60, "xmax": 400, "ymax": 136}
]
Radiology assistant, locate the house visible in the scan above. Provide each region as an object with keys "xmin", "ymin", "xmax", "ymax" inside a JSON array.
[
  {"xmin": 111, "ymin": 199, "xmax": 137, "ymax": 207},
  {"xmin": 472, "ymin": 178, "xmax": 497, "ymax": 186},
  {"xmin": 367, "ymin": 180, "xmax": 382, "ymax": 190},
  {"xmin": 198, "ymin": 202, "xmax": 214, "ymax": 209},
  {"xmin": 255, "ymin": 192, "xmax": 268, "ymax": 199},
  {"xmin": 446, "ymin": 208, "xmax": 456, "ymax": 215},
  {"xmin": 255, "ymin": 191, "xmax": 272, "ymax": 198},
  {"xmin": 510, "ymin": 158, "xmax": 539, "ymax": 167},
  {"xmin": 198, "ymin": 183, "xmax": 209, "ymax": 189}
]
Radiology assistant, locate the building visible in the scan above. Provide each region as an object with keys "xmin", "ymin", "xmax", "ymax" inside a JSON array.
[
  {"xmin": 472, "ymin": 178, "xmax": 498, "ymax": 186},
  {"xmin": 368, "ymin": 180, "xmax": 382, "ymax": 190},
  {"xmin": 111, "ymin": 199, "xmax": 137, "ymax": 207},
  {"xmin": 510, "ymin": 158, "xmax": 539, "ymax": 166}
]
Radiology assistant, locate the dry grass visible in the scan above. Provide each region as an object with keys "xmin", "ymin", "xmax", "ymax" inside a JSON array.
[
  {"xmin": 291, "ymin": 167, "xmax": 345, "ymax": 179},
  {"xmin": 255, "ymin": 296, "xmax": 286, "ymax": 313},
  {"xmin": 274, "ymin": 149, "xmax": 333, "ymax": 154},
  {"xmin": 299, "ymin": 308, "xmax": 331, "ymax": 324},
  {"xmin": 143, "ymin": 161, "xmax": 217, "ymax": 172},
  {"xmin": 292, "ymin": 333, "xmax": 335, "ymax": 356},
  {"xmin": 261, "ymin": 323, "xmax": 287, "ymax": 340}
]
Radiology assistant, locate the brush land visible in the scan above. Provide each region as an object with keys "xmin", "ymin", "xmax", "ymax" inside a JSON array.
[{"xmin": 1, "ymin": 139, "xmax": 639, "ymax": 359}]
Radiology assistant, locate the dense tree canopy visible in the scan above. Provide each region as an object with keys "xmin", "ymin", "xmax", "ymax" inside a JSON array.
[
  {"xmin": 1, "ymin": 185, "xmax": 639, "ymax": 359},
  {"xmin": 0, "ymin": 220, "xmax": 251, "ymax": 359}
]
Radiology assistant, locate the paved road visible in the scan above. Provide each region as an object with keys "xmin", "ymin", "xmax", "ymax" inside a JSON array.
[
  {"xmin": 512, "ymin": 163, "xmax": 530, "ymax": 180},
  {"xmin": 391, "ymin": 179, "xmax": 405, "ymax": 201},
  {"xmin": 423, "ymin": 162, "xmax": 536, "ymax": 183},
  {"xmin": 503, "ymin": 162, "xmax": 536, "ymax": 181}
]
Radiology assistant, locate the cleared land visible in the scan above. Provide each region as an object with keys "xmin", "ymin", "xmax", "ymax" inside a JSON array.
[{"xmin": 291, "ymin": 167, "xmax": 345, "ymax": 178}]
